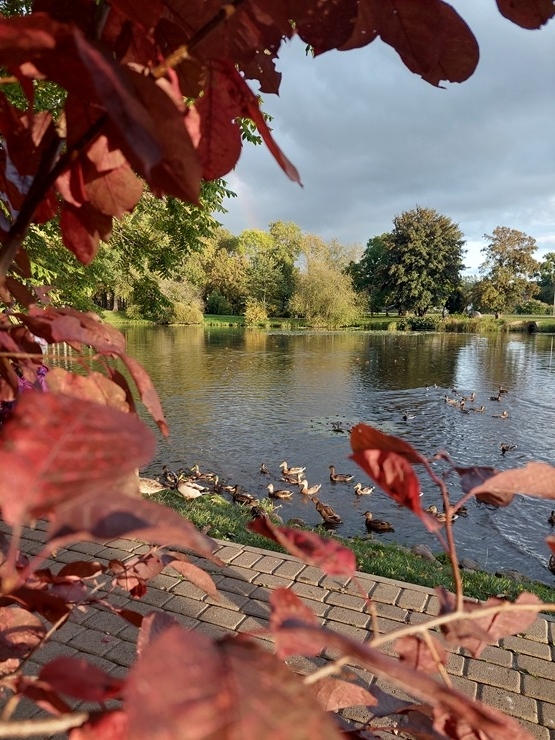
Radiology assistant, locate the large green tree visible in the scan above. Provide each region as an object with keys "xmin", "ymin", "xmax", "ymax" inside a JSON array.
[
  {"xmin": 380, "ymin": 206, "xmax": 465, "ymax": 316},
  {"xmin": 534, "ymin": 252, "xmax": 555, "ymax": 311},
  {"xmin": 348, "ymin": 234, "xmax": 389, "ymax": 314},
  {"xmin": 475, "ymin": 226, "xmax": 539, "ymax": 313}
]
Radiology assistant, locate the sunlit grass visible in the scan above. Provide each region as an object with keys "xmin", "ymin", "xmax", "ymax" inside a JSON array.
[{"xmin": 151, "ymin": 490, "xmax": 555, "ymax": 607}]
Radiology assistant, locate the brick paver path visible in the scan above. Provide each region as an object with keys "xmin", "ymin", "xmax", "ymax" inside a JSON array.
[{"xmin": 3, "ymin": 521, "xmax": 555, "ymax": 738}]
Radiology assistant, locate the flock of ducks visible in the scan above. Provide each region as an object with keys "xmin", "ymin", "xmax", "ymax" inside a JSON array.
[{"xmin": 139, "ymin": 459, "xmax": 391, "ymax": 533}]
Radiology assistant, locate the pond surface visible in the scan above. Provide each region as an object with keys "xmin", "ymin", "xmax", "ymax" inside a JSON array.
[{"xmin": 123, "ymin": 326, "xmax": 555, "ymax": 585}]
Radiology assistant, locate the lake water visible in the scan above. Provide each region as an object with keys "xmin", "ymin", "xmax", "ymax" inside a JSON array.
[{"xmin": 123, "ymin": 326, "xmax": 555, "ymax": 585}]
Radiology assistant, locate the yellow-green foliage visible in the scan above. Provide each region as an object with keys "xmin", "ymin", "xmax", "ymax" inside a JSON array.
[
  {"xmin": 171, "ymin": 302, "xmax": 203, "ymax": 324},
  {"xmin": 244, "ymin": 299, "xmax": 269, "ymax": 326}
]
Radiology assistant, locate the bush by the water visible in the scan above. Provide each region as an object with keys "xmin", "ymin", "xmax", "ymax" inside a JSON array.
[
  {"xmin": 397, "ymin": 315, "xmax": 439, "ymax": 331},
  {"xmin": 170, "ymin": 302, "xmax": 203, "ymax": 324},
  {"xmin": 514, "ymin": 299, "xmax": 552, "ymax": 315},
  {"xmin": 244, "ymin": 299, "xmax": 269, "ymax": 326}
]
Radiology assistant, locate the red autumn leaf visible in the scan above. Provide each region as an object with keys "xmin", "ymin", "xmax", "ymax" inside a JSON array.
[
  {"xmin": 15, "ymin": 674, "xmax": 72, "ymax": 715},
  {"xmin": 47, "ymin": 492, "xmax": 221, "ymax": 563},
  {"xmin": 547, "ymin": 536, "xmax": 555, "ymax": 555},
  {"xmin": 0, "ymin": 606, "xmax": 45, "ymax": 660},
  {"xmin": 350, "ymin": 422, "xmax": 426, "ymax": 465},
  {"xmin": 350, "ymin": 449, "xmax": 427, "ymax": 524},
  {"xmin": 437, "ymin": 587, "xmax": 543, "ymax": 658},
  {"xmin": 8, "ymin": 586, "xmax": 70, "ymax": 624},
  {"xmin": 453, "ymin": 465, "xmax": 499, "ymax": 494},
  {"xmin": 0, "ymin": 393, "xmax": 156, "ymax": 525},
  {"xmin": 161, "ymin": 553, "xmax": 219, "ymax": 599},
  {"xmin": 107, "ymin": 0, "xmax": 163, "ymax": 30},
  {"xmin": 60, "ymin": 201, "xmax": 113, "ymax": 264},
  {"xmin": 187, "ymin": 66, "xmax": 243, "ymax": 181},
  {"xmin": 118, "ymin": 353, "xmax": 169, "ymax": 436},
  {"xmin": 57, "ymin": 561, "xmax": 105, "ymax": 579},
  {"xmin": 295, "ymin": 0, "xmax": 359, "ymax": 55},
  {"xmin": 40, "ymin": 656, "xmax": 124, "ymax": 701},
  {"xmin": 338, "ymin": 0, "xmax": 379, "ymax": 51},
  {"xmin": 67, "ymin": 709, "xmax": 128, "ymax": 740},
  {"xmin": 269, "ymin": 621, "xmax": 531, "ymax": 740},
  {"xmin": 311, "ymin": 677, "xmax": 377, "ymax": 712},
  {"xmin": 83, "ymin": 160, "xmax": 143, "ymax": 219},
  {"xmin": 248, "ymin": 515, "xmax": 356, "ymax": 576},
  {"xmin": 469, "ymin": 462, "xmax": 555, "ymax": 507},
  {"xmin": 137, "ymin": 611, "xmax": 181, "ymax": 656},
  {"xmin": 18, "ymin": 306, "xmax": 126, "ymax": 354},
  {"xmin": 125, "ymin": 625, "xmax": 342, "ymax": 740},
  {"xmin": 496, "ymin": 0, "xmax": 555, "ymax": 29},
  {"xmin": 371, "ymin": 0, "xmax": 479, "ymax": 86},
  {"xmin": 44, "ymin": 369, "xmax": 131, "ymax": 414},
  {"xmin": 110, "ymin": 553, "xmax": 165, "ymax": 596},
  {"xmin": 394, "ymin": 635, "xmax": 447, "ymax": 674},
  {"xmin": 269, "ymin": 587, "xmax": 322, "ymax": 659}
]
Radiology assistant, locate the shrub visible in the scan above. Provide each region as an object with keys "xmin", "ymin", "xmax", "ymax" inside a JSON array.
[
  {"xmin": 244, "ymin": 299, "xmax": 269, "ymax": 326},
  {"xmin": 205, "ymin": 291, "xmax": 234, "ymax": 316},
  {"xmin": 170, "ymin": 302, "xmax": 203, "ymax": 324},
  {"xmin": 514, "ymin": 299, "xmax": 552, "ymax": 315}
]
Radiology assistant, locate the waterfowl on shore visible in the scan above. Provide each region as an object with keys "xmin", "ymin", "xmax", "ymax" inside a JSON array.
[
  {"xmin": 259, "ymin": 463, "xmax": 270, "ymax": 475},
  {"xmin": 267, "ymin": 483, "xmax": 294, "ymax": 500},
  {"xmin": 298, "ymin": 479, "xmax": 322, "ymax": 496},
  {"xmin": 500, "ymin": 443, "xmax": 517, "ymax": 455},
  {"xmin": 174, "ymin": 480, "xmax": 207, "ymax": 500},
  {"xmin": 363, "ymin": 511, "xmax": 394, "ymax": 533},
  {"xmin": 161, "ymin": 465, "xmax": 179, "ymax": 488},
  {"xmin": 329, "ymin": 465, "xmax": 354, "ymax": 483},
  {"xmin": 548, "ymin": 511, "xmax": 555, "ymax": 526},
  {"xmin": 279, "ymin": 461, "xmax": 306, "ymax": 476},
  {"xmin": 212, "ymin": 476, "xmax": 234, "ymax": 494},
  {"xmin": 138, "ymin": 477, "xmax": 168, "ymax": 496},
  {"xmin": 177, "ymin": 470, "xmax": 207, "ymax": 490},
  {"xmin": 231, "ymin": 485, "xmax": 256, "ymax": 505},
  {"xmin": 492, "ymin": 410, "xmax": 509, "ymax": 419},
  {"xmin": 354, "ymin": 483, "xmax": 375, "ymax": 496},
  {"xmin": 311, "ymin": 497, "xmax": 342, "ymax": 524},
  {"xmin": 190, "ymin": 464, "xmax": 217, "ymax": 481}
]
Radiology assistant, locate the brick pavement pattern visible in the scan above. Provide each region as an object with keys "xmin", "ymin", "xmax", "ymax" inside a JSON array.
[{"xmin": 3, "ymin": 521, "xmax": 555, "ymax": 739}]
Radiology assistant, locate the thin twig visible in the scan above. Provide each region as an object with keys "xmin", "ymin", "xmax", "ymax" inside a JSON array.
[
  {"xmin": 0, "ymin": 712, "xmax": 89, "ymax": 738},
  {"xmin": 421, "ymin": 629, "xmax": 452, "ymax": 687}
]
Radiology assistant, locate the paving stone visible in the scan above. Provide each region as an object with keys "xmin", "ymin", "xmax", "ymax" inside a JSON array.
[
  {"xmin": 163, "ymin": 594, "xmax": 209, "ymax": 619},
  {"xmin": 374, "ymin": 602, "xmax": 409, "ymax": 624},
  {"xmin": 213, "ymin": 576, "xmax": 259, "ymax": 598},
  {"xmin": 465, "ymin": 659, "xmax": 520, "ymax": 692},
  {"xmin": 103, "ymin": 538, "xmax": 141, "ymax": 552},
  {"xmin": 448, "ymin": 674, "xmax": 478, "ymax": 700},
  {"xmin": 325, "ymin": 591, "xmax": 369, "ymax": 611},
  {"xmin": 345, "ymin": 575, "xmax": 376, "ymax": 596},
  {"xmin": 538, "ymin": 698, "xmax": 555, "ymax": 730},
  {"xmin": 241, "ymin": 599, "xmax": 271, "ymax": 620},
  {"xmin": 424, "ymin": 594, "xmax": 440, "ymax": 615},
  {"xmin": 105, "ymin": 639, "xmax": 138, "ymax": 668},
  {"xmin": 82, "ymin": 609, "xmax": 129, "ymax": 635},
  {"xmin": 477, "ymin": 644, "xmax": 514, "ymax": 668},
  {"xmin": 522, "ymin": 674, "xmax": 555, "ymax": 704},
  {"xmin": 197, "ymin": 604, "xmax": 246, "ymax": 630},
  {"xmin": 170, "ymin": 578, "xmax": 210, "ymax": 600},
  {"xmin": 296, "ymin": 566, "xmax": 325, "ymax": 586},
  {"xmin": 68, "ymin": 630, "xmax": 115, "ymax": 658},
  {"xmin": 480, "ymin": 684, "xmax": 538, "ymax": 723},
  {"xmin": 290, "ymin": 581, "xmax": 328, "ymax": 601},
  {"xmin": 514, "ymin": 718, "xmax": 551, "ymax": 740},
  {"xmin": 520, "ymin": 617, "xmax": 549, "ymax": 644},
  {"xmin": 320, "ymin": 575, "xmax": 353, "ymax": 592},
  {"xmin": 502, "ymin": 635, "xmax": 552, "ymax": 660},
  {"xmin": 220, "ymin": 564, "xmax": 261, "ymax": 583},
  {"xmin": 33, "ymin": 640, "xmax": 80, "ymax": 665},
  {"xmin": 252, "ymin": 572, "xmax": 294, "ymax": 591},
  {"xmin": 203, "ymin": 590, "xmax": 249, "ymax": 612},
  {"xmin": 396, "ymin": 588, "xmax": 429, "ymax": 612},
  {"xmin": 255, "ymin": 555, "xmax": 286, "ymax": 574},
  {"xmin": 445, "ymin": 652, "xmax": 465, "ymax": 676},
  {"xmin": 66, "ymin": 541, "xmax": 106, "ymax": 556},
  {"xmin": 371, "ymin": 583, "xmax": 402, "ymax": 605},
  {"xmin": 517, "ymin": 653, "xmax": 555, "ymax": 681},
  {"xmin": 136, "ymin": 587, "xmax": 175, "ymax": 609},
  {"xmin": 194, "ymin": 622, "xmax": 232, "ymax": 640},
  {"xmin": 272, "ymin": 559, "xmax": 306, "ymax": 579},
  {"xmin": 213, "ymin": 544, "xmax": 243, "ymax": 563},
  {"xmin": 326, "ymin": 605, "xmax": 371, "ymax": 629},
  {"xmin": 229, "ymin": 550, "xmax": 264, "ymax": 569}
]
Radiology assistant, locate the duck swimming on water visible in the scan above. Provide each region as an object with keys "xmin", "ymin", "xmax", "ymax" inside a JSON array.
[{"xmin": 329, "ymin": 465, "xmax": 354, "ymax": 483}]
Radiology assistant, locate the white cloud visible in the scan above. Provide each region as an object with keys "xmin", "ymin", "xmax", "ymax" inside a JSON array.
[{"xmin": 216, "ymin": 1, "xmax": 555, "ymax": 271}]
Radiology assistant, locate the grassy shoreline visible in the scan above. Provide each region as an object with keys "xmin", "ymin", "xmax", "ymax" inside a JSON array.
[
  {"xmin": 103, "ymin": 310, "xmax": 555, "ymax": 333},
  {"xmin": 150, "ymin": 489, "xmax": 555, "ymax": 607}
]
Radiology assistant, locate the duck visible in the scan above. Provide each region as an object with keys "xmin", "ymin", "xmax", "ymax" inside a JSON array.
[
  {"xmin": 177, "ymin": 470, "xmax": 207, "ymax": 490},
  {"xmin": 138, "ymin": 476, "xmax": 168, "ymax": 496},
  {"xmin": 329, "ymin": 465, "xmax": 354, "ymax": 483},
  {"xmin": 462, "ymin": 392, "xmax": 476, "ymax": 402},
  {"xmin": 500, "ymin": 443, "xmax": 517, "ymax": 455},
  {"xmin": 189, "ymin": 464, "xmax": 217, "ymax": 481},
  {"xmin": 426, "ymin": 505, "xmax": 458, "ymax": 523},
  {"xmin": 174, "ymin": 480, "xmax": 207, "ymax": 500},
  {"xmin": 212, "ymin": 475, "xmax": 234, "ymax": 494},
  {"xmin": 498, "ymin": 385, "xmax": 509, "ymax": 394},
  {"xmin": 492, "ymin": 410, "xmax": 509, "ymax": 419},
  {"xmin": 402, "ymin": 412, "xmax": 415, "ymax": 421},
  {"xmin": 279, "ymin": 461, "xmax": 306, "ymax": 476},
  {"xmin": 231, "ymin": 485, "xmax": 256, "ymax": 505},
  {"xmin": 354, "ymin": 483, "xmax": 375, "ymax": 496},
  {"xmin": 489, "ymin": 393, "xmax": 502, "ymax": 402},
  {"xmin": 259, "ymin": 463, "xmax": 270, "ymax": 475},
  {"xmin": 298, "ymin": 479, "xmax": 322, "ymax": 496},
  {"xmin": 548, "ymin": 554, "xmax": 555, "ymax": 575},
  {"xmin": 281, "ymin": 470, "xmax": 305, "ymax": 484},
  {"xmin": 548, "ymin": 511, "xmax": 555, "ymax": 526},
  {"xmin": 161, "ymin": 465, "xmax": 179, "ymax": 488},
  {"xmin": 331, "ymin": 421, "xmax": 348, "ymax": 434},
  {"xmin": 267, "ymin": 483, "xmax": 293, "ymax": 500},
  {"xmin": 470, "ymin": 405, "xmax": 486, "ymax": 413},
  {"xmin": 363, "ymin": 511, "xmax": 394, "ymax": 533},
  {"xmin": 444, "ymin": 395, "xmax": 460, "ymax": 406},
  {"xmin": 311, "ymin": 497, "xmax": 342, "ymax": 525}
]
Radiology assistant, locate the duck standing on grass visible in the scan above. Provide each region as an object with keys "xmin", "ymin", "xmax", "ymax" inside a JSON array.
[
  {"xmin": 311, "ymin": 497, "xmax": 342, "ymax": 525},
  {"xmin": 231, "ymin": 485, "xmax": 256, "ymax": 505},
  {"xmin": 363, "ymin": 511, "xmax": 394, "ymax": 533},
  {"xmin": 329, "ymin": 465, "xmax": 354, "ymax": 483}
]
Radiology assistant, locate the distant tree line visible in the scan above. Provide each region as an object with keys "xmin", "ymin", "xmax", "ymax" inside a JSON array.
[{"xmin": 23, "ymin": 194, "xmax": 555, "ymax": 325}]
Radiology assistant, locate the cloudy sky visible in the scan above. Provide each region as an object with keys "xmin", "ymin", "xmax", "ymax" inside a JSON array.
[{"xmin": 215, "ymin": 1, "xmax": 555, "ymax": 273}]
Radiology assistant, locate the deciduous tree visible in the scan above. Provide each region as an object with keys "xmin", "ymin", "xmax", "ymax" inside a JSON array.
[
  {"xmin": 381, "ymin": 206, "xmax": 465, "ymax": 316},
  {"xmin": 476, "ymin": 226, "xmax": 539, "ymax": 313}
]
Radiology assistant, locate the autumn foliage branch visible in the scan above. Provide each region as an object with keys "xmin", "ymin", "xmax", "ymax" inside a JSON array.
[{"xmin": 0, "ymin": 0, "xmax": 554, "ymax": 738}]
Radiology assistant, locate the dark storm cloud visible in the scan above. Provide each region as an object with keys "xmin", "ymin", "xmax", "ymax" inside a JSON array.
[{"xmin": 217, "ymin": 1, "xmax": 555, "ymax": 271}]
